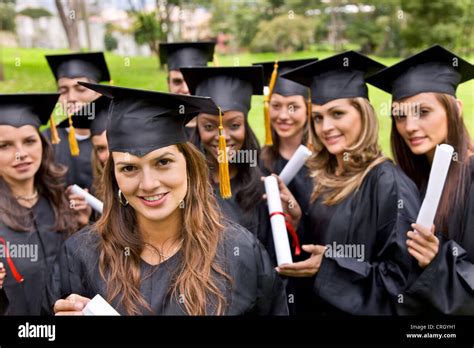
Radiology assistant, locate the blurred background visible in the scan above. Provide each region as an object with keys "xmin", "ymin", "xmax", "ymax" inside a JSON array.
[{"xmin": 0, "ymin": 0, "xmax": 472, "ymax": 156}]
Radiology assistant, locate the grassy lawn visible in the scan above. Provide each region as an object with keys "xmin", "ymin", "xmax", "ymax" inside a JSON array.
[{"xmin": 1, "ymin": 47, "xmax": 472, "ymax": 158}]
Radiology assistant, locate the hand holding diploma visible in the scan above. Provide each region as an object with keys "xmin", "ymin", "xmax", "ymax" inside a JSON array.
[
  {"xmin": 54, "ymin": 294, "xmax": 91, "ymax": 316},
  {"xmin": 70, "ymin": 184, "xmax": 104, "ymax": 214}
]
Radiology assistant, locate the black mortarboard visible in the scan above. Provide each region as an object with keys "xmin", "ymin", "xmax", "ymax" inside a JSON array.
[
  {"xmin": 180, "ymin": 66, "xmax": 264, "ymax": 115},
  {"xmin": 0, "ymin": 93, "xmax": 59, "ymax": 128},
  {"xmin": 366, "ymin": 44, "xmax": 474, "ymax": 101},
  {"xmin": 78, "ymin": 82, "xmax": 219, "ymax": 157},
  {"xmin": 57, "ymin": 96, "xmax": 111, "ymax": 136},
  {"xmin": 280, "ymin": 51, "xmax": 386, "ymax": 105},
  {"xmin": 253, "ymin": 58, "xmax": 317, "ymax": 98},
  {"xmin": 159, "ymin": 42, "xmax": 215, "ymax": 71},
  {"xmin": 45, "ymin": 52, "xmax": 111, "ymax": 82}
]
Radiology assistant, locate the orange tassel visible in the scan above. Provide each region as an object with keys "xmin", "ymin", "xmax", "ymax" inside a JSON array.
[
  {"xmin": 213, "ymin": 53, "xmax": 219, "ymax": 67},
  {"xmin": 49, "ymin": 113, "xmax": 61, "ymax": 144},
  {"xmin": 67, "ymin": 113, "xmax": 80, "ymax": 157},
  {"xmin": 217, "ymin": 107, "xmax": 232, "ymax": 199},
  {"xmin": 264, "ymin": 60, "xmax": 279, "ymax": 146}
]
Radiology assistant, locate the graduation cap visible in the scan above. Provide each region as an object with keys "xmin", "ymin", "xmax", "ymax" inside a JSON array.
[
  {"xmin": 159, "ymin": 42, "xmax": 216, "ymax": 71},
  {"xmin": 366, "ymin": 44, "xmax": 474, "ymax": 101},
  {"xmin": 78, "ymin": 82, "xmax": 219, "ymax": 158},
  {"xmin": 45, "ymin": 52, "xmax": 111, "ymax": 82},
  {"xmin": 0, "ymin": 93, "xmax": 59, "ymax": 128},
  {"xmin": 253, "ymin": 58, "xmax": 317, "ymax": 145},
  {"xmin": 57, "ymin": 96, "xmax": 111, "ymax": 137},
  {"xmin": 280, "ymin": 51, "xmax": 386, "ymax": 105},
  {"xmin": 180, "ymin": 66, "xmax": 264, "ymax": 199}
]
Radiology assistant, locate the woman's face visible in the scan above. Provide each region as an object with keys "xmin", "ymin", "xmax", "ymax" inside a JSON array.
[
  {"xmin": 0, "ymin": 125, "xmax": 42, "ymax": 185},
  {"xmin": 312, "ymin": 98, "xmax": 362, "ymax": 156},
  {"xmin": 269, "ymin": 93, "xmax": 307, "ymax": 140},
  {"xmin": 197, "ymin": 110, "xmax": 246, "ymax": 162},
  {"xmin": 92, "ymin": 131, "xmax": 109, "ymax": 164},
  {"xmin": 393, "ymin": 93, "xmax": 450, "ymax": 158},
  {"xmin": 113, "ymin": 145, "xmax": 188, "ymax": 223}
]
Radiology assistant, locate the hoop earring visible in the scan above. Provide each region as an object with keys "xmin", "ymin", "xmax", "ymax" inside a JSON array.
[{"xmin": 118, "ymin": 189, "xmax": 129, "ymax": 206}]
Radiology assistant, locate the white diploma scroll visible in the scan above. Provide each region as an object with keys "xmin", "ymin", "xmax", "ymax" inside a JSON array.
[
  {"xmin": 264, "ymin": 176, "xmax": 293, "ymax": 265},
  {"xmin": 82, "ymin": 294, "xmax": 120, "ymax": 316},
  {"xmin": 416, "ymin": 144, "xmax": 454, "ymax": 229},
  {"xmin": 279, "ymin": 145, "xmax": 312, "ymax": 185},
  {"xmin": 71, "ymin": 184, "xmax": 104, "ymax": 214}
]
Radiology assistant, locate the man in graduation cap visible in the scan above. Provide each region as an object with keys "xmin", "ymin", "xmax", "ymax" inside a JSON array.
[{"xmin": 43, "ymin": 52, "xmax": 111, "ymax": 191}]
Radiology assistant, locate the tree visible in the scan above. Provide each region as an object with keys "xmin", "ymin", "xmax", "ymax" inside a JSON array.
[
  {"xmin": 250, "ymin": 14, "xmax": 314, "ymax": 53},
  {"xmin": 133, "ymin": 11, "xmax": 163, "ymax": 58},
  {"xmin": 0, "ymin": 0, "xmax": 16, "ymax": 81},
  {"xmin": 55, "ymin": 0, "xmax": 81, "ymax": 51}
]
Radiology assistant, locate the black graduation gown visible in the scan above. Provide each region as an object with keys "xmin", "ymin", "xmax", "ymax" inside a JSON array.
[
  {"xmin": 399, "ymin": 157, "xmax": 474, "ymax": 315},
  {"xmin": 213, "ymin": 179, "xmax": 271, "ymax": 249},
  {"xmin": 298, "ymin": 160, "xmax": 420, "ymax": 315},
  {"xmin": 43, "ymin": 222, "xmax": 288, "ymax": 315},
  {"xmin": 0, "ymin": 197, "xmax": 65, "ymax": 315},
  {"xmin": 43, "ymin": 127, "xmax": 93, "ymax": 191}
]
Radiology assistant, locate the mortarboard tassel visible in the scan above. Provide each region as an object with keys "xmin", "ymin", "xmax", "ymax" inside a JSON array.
[
  {"xmin": 109, "ymin": 79, "xmax": 114, "ymax": 85},
  {"xmin": 306, "ymin": 88, "xmax": 313, "ymax": 151},
  {"xmin": 217, "ymin": 107, "xmax": 232, "ymax": 199},
  {"xmin": 49, "ymin": 113, "xmax": 61, "ymax": 144},
  {"xmin": 67, "ymin": 113, "xmax": 80, "ymax": 157},
  {"xmin": 213, "ymin": 53, "xmax": 219, "ymax": 67},
  {"xmin": 264, "ymin": 61, "xmax": 278, "ymax": 146}
]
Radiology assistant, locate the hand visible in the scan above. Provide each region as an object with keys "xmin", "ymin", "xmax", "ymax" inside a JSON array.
[
  {"xmin": 66, "ymin": 186, "xmax": 92, "ymax": 227},
  {"xmin": 54, "ymin": 294, "xmax": 91, "ymax": 316},
  {"xmin": 262, "ymin": 174, "xmax": 302, "ymax": 228},
  {"xmin": 406, "ymin": 223, "xmax": 439, "ymax": 269},
  {"xmin": 0, "ymin": 263, "xmax": 6, "ymax": 289},
  {"xmin": 276, "ymin": 244, "xmax": 326, "ymax": 277}
]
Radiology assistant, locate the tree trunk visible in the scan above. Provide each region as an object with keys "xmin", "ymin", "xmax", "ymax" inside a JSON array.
[
  {"xmin": 55, "ymin": 0, "xmax": 81, "ymax": 50},
  {"xmin": 80, "ymin": 0, "xmax": 92, "ymax": 51}
]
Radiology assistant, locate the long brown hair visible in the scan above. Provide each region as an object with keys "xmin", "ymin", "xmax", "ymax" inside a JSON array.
[
  {"xmin": 307, "ymin": 97, "xmax": 387, "ymax": 205},
  {"xmin": 91, "ymin": 148, "xmax": 105, "ymax": 200},
  {"xmin": 391, "ymin": 93, "xmax": 473, "ymax": 240},
  {"xmin": 0, "ymin": 131, "xmax": 79, "ymax": 235},
  {"xmin": 95, "ymin": 142, "xmax": 231, "ymax": 315}
]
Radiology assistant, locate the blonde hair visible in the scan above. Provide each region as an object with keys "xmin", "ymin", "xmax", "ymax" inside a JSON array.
[{"xmin": 307, "ymin": 97, "xmax": 387, "ymax": 205}]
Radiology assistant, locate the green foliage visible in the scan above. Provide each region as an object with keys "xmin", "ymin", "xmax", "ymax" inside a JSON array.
[
  {"xmin": 0, "ymin": 3, "xmax": 16, "ymax": 32},
  {"xmin": 132, "ymin": 11, "xmax": 163, "ymax": 55},
  {"xmin": 18, "ymin": 7, "xmax": 52, "ymax": 19},
  {"xmin": 250, "ymin": 14, "xmax": 314, "ymax": 53}
]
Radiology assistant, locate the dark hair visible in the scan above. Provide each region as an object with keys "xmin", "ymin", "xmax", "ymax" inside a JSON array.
[
  {"xmin": 391, "ymin": 93, "xmax": 473, "ymax": 241},
  {"xmin": 0, "ymin": 131, "xmax": 79, "ymax": 235},
  {"xmin": 192, "ymin": 119, "xmax": 264, "ymax": 212}
]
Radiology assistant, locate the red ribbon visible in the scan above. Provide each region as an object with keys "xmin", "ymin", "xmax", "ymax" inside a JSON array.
[
  {"xmin": 269, "ymin": 211, "xmax": 301, "ymax": 256},
  {"xmin": 0, "ymin": 236, "xmax": 24, "ymax": 283}
]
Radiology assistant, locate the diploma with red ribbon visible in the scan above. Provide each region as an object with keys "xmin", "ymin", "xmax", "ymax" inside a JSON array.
[{"xmin": 264, "ymin": 176, "xmax": 298, "ymax": 265}]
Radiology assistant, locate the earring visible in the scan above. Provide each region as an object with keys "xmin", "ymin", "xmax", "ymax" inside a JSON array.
[{"xmin": 118, "ymin": 189, "xmax": 129, "ymax": 206}]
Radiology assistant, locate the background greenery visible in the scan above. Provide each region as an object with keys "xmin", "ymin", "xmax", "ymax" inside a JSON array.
[{"xmin": 0, "ymin": 47, "xmax": 472, "ymax": 158}]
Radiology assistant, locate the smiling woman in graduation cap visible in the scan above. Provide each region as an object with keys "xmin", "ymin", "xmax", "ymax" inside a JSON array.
[
  {"xmin": 48, "ymin": 84, "xmax": 287, "ymax": 316},
  {"xmin": 0, "ymin": 94, "xmax": 83, "ymax": 315},
  {"xmin": 368, "ymin": 45, "xmax": 474, "ymax": 315},
  {"xmin": 278, "ymin": 51, "xmax": 422, "ymax": 315},
  {"xmin": 180, "ymin": 66, "xmax": 284, "ymax": 255}
]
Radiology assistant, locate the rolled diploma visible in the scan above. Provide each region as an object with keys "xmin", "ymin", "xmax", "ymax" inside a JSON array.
[
  {"xmin": 416, "ymin": 144, "xmax": 454, "ymax": 229},
  {"xmin": 71, "ymin": 184, "xmax": 103, "ymax": 214},
  {"xmin": 264, "ymin": 176, "xmax": 293, "ymax": 265},
  {"xmin": 82, "ymin": 294, "xmax": 120, "ymax": 316},
  {"xmin": 279, "ymin": 145, "xmax": 312, "ymax": 185}
]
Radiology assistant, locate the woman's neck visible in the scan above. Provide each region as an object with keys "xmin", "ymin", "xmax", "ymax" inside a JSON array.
[
  {"xmin": 138, "ymin": 208, "xmax": 182, "ymax": 248},
  {"xmin": 279, "ymin": 132, "xmax": 303, "ymax": 160}
]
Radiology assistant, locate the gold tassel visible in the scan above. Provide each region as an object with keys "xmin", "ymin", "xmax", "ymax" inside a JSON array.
[
  {"xmin": 264, "ymin": 60, "xmax": 278, "ymax": 146},
  {"xmin": 109, "ymin": 79, "xmax": 114, "ymax": 85},
  {"xmin": 306, "ymin": 88, "xmax": 313, "ymax": 151},
  {"xmin": 217, "ymin": 107, "xmax": 232, "ymax": 199},
  {"xmin": 213, "ymin": 53, "xmax": 219, "ymax": 67},
  {"xmin": 67, "ymin": 113, "xmax": 80, "ymax": 157},
  {"xmin": 49, "ymin": 113, "xmax": 61, "ymax": 144}
]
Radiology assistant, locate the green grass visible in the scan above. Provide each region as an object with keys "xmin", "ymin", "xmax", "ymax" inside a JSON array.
[{"xmin": 0, "ymin": 47, "xmax": 472, "ymax": 158}]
